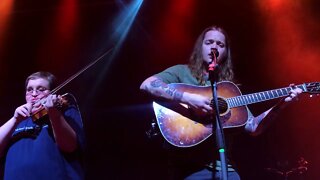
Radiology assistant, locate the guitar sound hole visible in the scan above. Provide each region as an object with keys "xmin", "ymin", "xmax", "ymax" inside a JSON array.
[{"xmin": 217, "ymin": 98, "xmax": 228, "ymax": 114}]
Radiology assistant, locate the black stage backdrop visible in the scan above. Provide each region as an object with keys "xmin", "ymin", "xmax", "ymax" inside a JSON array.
[{"xmin": 0, "ymin": 0, "xmax": 320, "ymax": 179}]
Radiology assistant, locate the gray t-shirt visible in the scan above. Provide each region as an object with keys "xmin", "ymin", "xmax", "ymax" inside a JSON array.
[{"xmin": 155, "ymin": 64, "xmax": 210, "ymax": 85}]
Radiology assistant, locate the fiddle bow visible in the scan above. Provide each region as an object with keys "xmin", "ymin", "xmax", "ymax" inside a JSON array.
[{"xmin": 30, "ymin": 47, "xmax": 114, "ymax": 121}]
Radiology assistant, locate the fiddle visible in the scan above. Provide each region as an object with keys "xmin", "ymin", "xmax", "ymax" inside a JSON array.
[{"xmin": 31, "ymin": 93, "xmax": 70, "ymax": 122}]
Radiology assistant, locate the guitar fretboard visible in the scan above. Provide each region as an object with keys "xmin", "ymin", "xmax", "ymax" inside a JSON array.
[{"xmin": 226, "ymin": 84, "xmax": 305, "ymax": 108}]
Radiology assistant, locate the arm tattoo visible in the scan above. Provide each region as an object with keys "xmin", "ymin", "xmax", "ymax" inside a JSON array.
[
  {"xmin": 165, "ymin": 87, "xmax": 175, "ymax": 97},
  {"xmin": 246, "ymin": 116, "xmax": 258, "ymax": 132},
  {"xmin": 149, "ymin": 79, "xmax": 183, "ymax": 101},
  {"xmin": 150, "ymin": 79, "xmax": 167, "ymax": 88},
  {"xmin": 173, "ymin": 89, "xmax": 183, "ymax": 101},
  {"xmin": 254, "ymin": 113, "xmax": 265, "ymax": 125}
]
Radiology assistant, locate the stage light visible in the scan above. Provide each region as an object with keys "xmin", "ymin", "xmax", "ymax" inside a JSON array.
[{"xmin": 0, "ymin": 0, "xmax": 14, "ymax": 56}]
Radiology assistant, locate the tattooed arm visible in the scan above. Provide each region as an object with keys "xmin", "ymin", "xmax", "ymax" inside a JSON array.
[
  {"xmin": 245, "ymin": 88, "xmax": 302, "ymax": 136},
  {"xmin": 140, "ymin": 76, "xmax": 213, "ymax": 113},
  {"xmin": 140, "ymin": 76, "xmax": 183, "ymax": 101}
]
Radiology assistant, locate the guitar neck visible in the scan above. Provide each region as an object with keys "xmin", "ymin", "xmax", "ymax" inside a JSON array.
[{"xmin": 226, "ymin": 84, "xmax": 306, "ymax": 108}]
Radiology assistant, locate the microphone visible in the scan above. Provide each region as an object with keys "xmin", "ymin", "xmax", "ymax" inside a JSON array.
[
  {"xmin": 208, "ymin": 48, "xmax": 219, "ymax": 72},
  {"xmin": 210, "ymin": 48, "xmax": 219, "ymax": 59}
]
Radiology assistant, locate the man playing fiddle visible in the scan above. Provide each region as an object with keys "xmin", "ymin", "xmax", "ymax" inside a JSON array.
[{"xmin": 0, "ymin": 71, "xmax": 85, "ymax": 180}]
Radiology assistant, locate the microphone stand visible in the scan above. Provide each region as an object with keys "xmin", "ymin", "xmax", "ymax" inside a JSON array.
[{"xmin": 209, "ymin": 57, "xmax": 228, "ymax": 180}]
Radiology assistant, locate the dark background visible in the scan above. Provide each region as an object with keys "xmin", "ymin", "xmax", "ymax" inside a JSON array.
[{"xmin": 0, "ymin": 0, "xmax": 320, "ymax": 179}]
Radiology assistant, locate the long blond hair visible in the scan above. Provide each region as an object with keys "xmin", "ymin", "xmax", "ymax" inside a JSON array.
[{"xmin": 188, "ymin": 25, "xmax": 234, "ymax": 85}]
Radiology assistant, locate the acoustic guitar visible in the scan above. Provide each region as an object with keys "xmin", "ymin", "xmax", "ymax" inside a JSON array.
[{"xmin": 153, "ymin": 81, "xmax": 320, "ymax": 147}]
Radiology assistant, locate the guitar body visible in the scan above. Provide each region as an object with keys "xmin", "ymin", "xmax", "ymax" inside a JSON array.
[
  {"xmin": 153, "ymin": 81, "xmax": 320, "ymax": 147},
  {"xmin": 153, "ymin": 81, "xmax": 249, "ymax": 147}
]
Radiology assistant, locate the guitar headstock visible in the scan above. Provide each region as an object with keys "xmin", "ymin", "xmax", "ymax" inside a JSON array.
[{"xmin": 304, "ymin": 82, "xmax": 320, "ymax": 94}]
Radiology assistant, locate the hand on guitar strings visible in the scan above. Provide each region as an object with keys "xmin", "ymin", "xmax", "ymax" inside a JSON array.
[{"xmin": 183, "ymin": 92, "xmax": 214, "ymax": 115}]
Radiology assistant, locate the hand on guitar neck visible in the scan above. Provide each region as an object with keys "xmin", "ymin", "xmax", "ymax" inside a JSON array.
[{"xmin": 284, "ymin": 85, "xmax": 303, "ymax": 102}]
